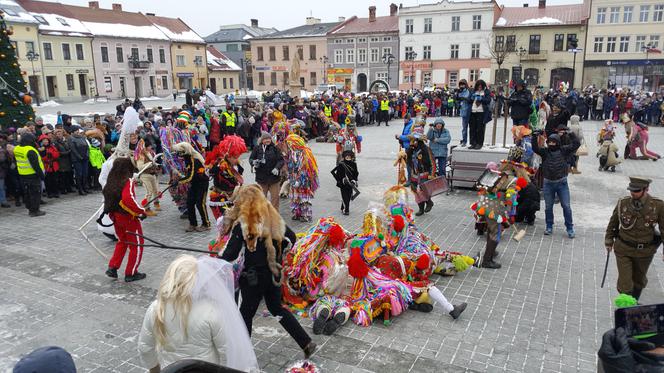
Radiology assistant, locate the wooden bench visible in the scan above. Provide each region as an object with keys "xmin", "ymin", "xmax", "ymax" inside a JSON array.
[{"xmin": 447, "ymin": 160, "xmax": 486, "ymax": 191}]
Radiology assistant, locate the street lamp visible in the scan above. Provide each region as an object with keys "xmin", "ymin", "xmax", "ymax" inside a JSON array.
[
  {"xmin": 193, "ymin": 56, "xmax": 203, "ymax": 90},
  {"xmin": 382, "ymin": 52, "xmax": 395, "ymax": 87},
  {"xmin": 407, "ymin": 51, "xmax": 417, "ymax": 91},
  {"xmin": 566, "ymin": 36, "xmax": 581, "ymax": 89},
  {"xmin": 320, "ymin": 56, "xmax": 328, "ymax": 86},
  {"xmin": 240, "ymin": 58, "xmax": 251, "ymax": 94},
  {"xmin": 25, "ymin": 50, "xmax": 40, "ymax": 106}
]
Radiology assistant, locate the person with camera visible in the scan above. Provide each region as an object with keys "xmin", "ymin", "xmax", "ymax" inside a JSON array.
[
  {"xmin": 509, "ymin": 79, "xmax": 533, "ymax": 127},
  {"xmin": 468, "ymin": 80, "xmax": 492, "ymax": 150},
  {"xmin": 532, "ymin": 129, "xmax": 580, "ymax": 238},
  {"xmin": 605, "ymin": 177, "xmax": 664, "ymax": 302},
  {"xmin": 249, "ymin": 132, "xmax": 284, "ymax": 211}
]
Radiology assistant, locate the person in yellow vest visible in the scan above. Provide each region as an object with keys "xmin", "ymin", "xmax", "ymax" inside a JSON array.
[
  {"xmin": 13, "ymin": 132, "xmax": 46, "ymax": 217},
  {"xmin": 221, "ymin": 104, "xmax": 236, "ymax": 137},
  {"xmin": 379, "ymin": 95, "xmax": 390, "ymax": 127},
  {"xmin": 324, "ymin": 103, "xmax": 332, "ymax": 118}
]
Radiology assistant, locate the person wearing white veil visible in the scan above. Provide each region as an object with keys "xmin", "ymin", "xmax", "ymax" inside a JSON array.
[{"xmin": 138, "ymin": 255, "xmax": 259, "ymax": 372}]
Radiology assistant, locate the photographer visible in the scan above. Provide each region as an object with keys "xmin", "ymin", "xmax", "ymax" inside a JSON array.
[{"xmin": 249, "ymin": 132, "xmax": 284, "ymax": 210}]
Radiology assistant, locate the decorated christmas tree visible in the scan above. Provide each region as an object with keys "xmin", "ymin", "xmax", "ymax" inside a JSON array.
[{"xmin": 0, "ymin": 10, "xmax": 35, "ymax": 130}]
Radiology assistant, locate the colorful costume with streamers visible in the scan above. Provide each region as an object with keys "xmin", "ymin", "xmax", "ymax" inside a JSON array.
[
  {"xmin": 335, "ymin": 123, "xmax": 362, "ymax": 163},
  {"xmin": 285, "ymin": 134, "xmax": 319, "ymax": 222},
  {"xmin": 159, "ymin": 125, "xmax": 191, "ymax": 214},
  {"xmin": 205, "ymin": 135, "xmax": 246, "ymax": 221}
]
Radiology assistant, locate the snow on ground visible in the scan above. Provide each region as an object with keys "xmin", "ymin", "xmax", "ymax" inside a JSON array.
[
  {"xmin": 519, "ymin": 17, "xmax": 563, "ymax": 25},
  {"xmin": 84, "ymin": 97, "xmax": 109, "ymax": 104},
  {"xmin": 140, "ymin": 96, "xmax": 169, "ymax": 101},
  {"xmin": 34, "ymin": 100, "xmax": 61, "ymax": 108}
]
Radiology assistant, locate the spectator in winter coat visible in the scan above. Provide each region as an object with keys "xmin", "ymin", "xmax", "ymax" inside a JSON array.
[
  {"xmin": 426, "ymin": 118, "xmax": 451, "ymax": 175},
  {"xmin": 37, "ymin": 134, "xmax": 60, "ymax": 198},
  {"xmin": 456, "ymin": 80, "xmax": 472, "ymax": 146},
  {"xmin": 604, "ymin": 92, "xmax": 616, "ymax": 120},
  {"xmin": 67, "ymin": 125, "xmax": 90, "ymax": 195},
  {"xmin": 468, "ymin": 80, "xmax": 492, "ymax": 149},
  {"xmin": 532, "ymin": 132, "xmax": 580, "ymax": 238},
  {"xmin": 330, "ymin": 150, "xmax": 359, "ymax": 215},
  {"xmin": 509, "ymin": 79, "xmax": 533, "ymax": 126},
  {"xmin": 545, "ymin": 101, "xmax": 571, "ymax": 136},
  {"xmin": 0, "ymin": 133, "xmax": 10, "ymax": 208},
  {"xmin": 249, "ymin": 132, "xmax": 284, "ymax": 210}
]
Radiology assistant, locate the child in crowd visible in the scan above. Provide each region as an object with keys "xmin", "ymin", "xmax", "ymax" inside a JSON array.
[{"xmin": 330, "ymin": 150, "xmax": 359, "ymax": 216}]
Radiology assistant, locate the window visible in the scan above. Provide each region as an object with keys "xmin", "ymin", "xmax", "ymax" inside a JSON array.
[
  {"xmin": 146, "ymin": 48, "xmax": 153, "ymax": 63},
  {"xmin": 619, "ymin": 36, "xmax": 630, "ymax": 52},
  {"xmin": 345, "ymin": 39, "xmax": 354, "ymax": 43},
  {"xmin": 43, "ymin": 42, "xmax": 53, "ymax": 60},
  {"xmin": 450, "ymin": 44, "xmax": 459, "ymax": 59},
  {"xmin": 334, "ymin": 49, "xmax": 344, "ymax": 64},
  {"xmin": 334, "ymin": 39, "xmax": 343, "ymax": 44},
  {"xmin": 75, "ymin": 44, "xmax": 83, "ymax": 60},
  {"xmin": 607, "ymin": 36, "xmax": 616, "ymax": 52},
  {"xmin": 382, "ymin": 47, "xmax": 392, "ymax": 59},
  {"xmin": 610, "ymin": 7, "xmax": 619, "ymax": 23},
  {"xmin": 257, "ymin": 46, "xmax": 264, "ymax": 61},
  {"xmin": 472, "ymin": 15, "xmax": 481, "ymax": 30},
  {"xmin": 2, "ymin": 8, "xmax": 17, "ymax": 16},
  {"xmin": 370, "ymin": 48, "xmax": 379, "ymax": 63},
  {"xmin": 62, "ymin": 43, "xmax": 71, "ymax": 60},
  {"xmin": 258, "ymin": 72, "xmax": 265, "ymax": 86},
  {"xmin": 655, "ymin": 5, "xmax": 664, "ymax": 21},
  {"xmin": 103, "ymin": 76, "xmax": 112, "ymax": 92},
  {"xmin": 176, "ymin": 55, "xmax": 185, "ymax": 66},
  {"xmin": 358, "ymin": 38, "xmax": 367, "ymax": 43},
  {"xmin": 566, "ymin": 34, "xmax": 577, "ymax": 50},
  {"xmin": 635, "ymin": 35, "xmax": 647, "ymax": 51},
  {"xmin": 529, "ymin": 34, "xmax": 541, "ymax": 54},
  {"xmin": 57, "ymin": 17, "xmax": 69, "ymax": 26},
  {"xmin": 346, "ymin": 48, "xmax": 355, "ymax": 63},
  {"xmin": 650, "ymin": 35, "xmax": 660, "ymax": 48},
  {"xmin": 222, "ymin": 78, "xmax": 227, "ymax": 89},
  {"xmin": 282, "ymin": 45, "xmax": 289, "ymax": 60},
  {"xmin": 161, "ymin": 76, "xmax": 168, "ymax": 90},
  {"xmin": 159, "ymin": 48, "xmax": 165, "ymax": 63},
  {"xmin": 403, "ymin": 72, "xmax": 414, "ymax": 84},
  {"xmin": 404, "ymin": 46, "xmax": 413, "ymax": 59},
  {"xmin": 640, "ymin": 5, "xmax": 650, "ymax": 22},
  {"xmin": 282, "ymin": 72, "xmax": 289, "ymax": 85},
  {"xmin": 370, "ymin": 37, "xmax": 378, "ymax": 42},
  {"xmin": 116, "ymin": 47, "xmax": 123, "ymax": 63},
  {"xmin": 448, "ymin": 71, "xmax": 458, "ymax": 87},
  {"xmin": 25, "ymin": 41, "xmax": 34, "ymax": 54},
  {"xmin": 226, "ymin": 44, "xmax": 239, "ymax": 52},
  {"xmin": 310, "ymin": 71, "xmax": 316, "ymax": 85},
  {"xmin": 624, "ymin": 6, "xmax": 633, "ymax": 22},
  {"xmin": 597, "ymin": 7, "xmax": 606, "ymax": 23},
  {"xmin": 495, "ymin": 35, "xmax": 505, "ymax": 51},
  {"xmin": 451, "ymin": 16, "xmax": 460, "ymax": 31},
  {"xmin": 405, "ymin": 19, "xmax": 413, "ymax": 34},
  {"xmin": 470, "ymin": 69, "xmax": 479, "ymax": 82},
  {"xmin": 471, "ymin": 43, "xmax": 480, "ymax": 58},
  {"xmin": 65, "ymin": 74, "xmax": 74, "ymax": 90},
  {"xmin": 309, "ymin": 45, "xmax": 316, "ymax": 60},
  {"xmin": 229, "ymin": 78, "xmax": 234, "ymax": 89},
  {"xmin": 506, "ymin": 35, "xmax": 516, "ymax": 52},
  {"xmin": 594, "ymin": 37, "xmax": 604, "ymax": 52},
  {"xmin": 131, "ymin": 47, "xmax": 139, "ymax": 59},
  {"xmin": 297, "ymin": 45, "xmax": 303, "ymax": 60},
  {"xmin": 383, "ymin": 37, "xmax": 391, "ymax": 42},
  {"xmin": 554, "ymin": 34, "xmax": 564, "ymax": 51},
  {"xmin": 423, "ymin": 72, "xmax": 432, "ymax": 87},
  {"xmin": 376, "ymin": 72, "xmax": 388, "ymax": 81},
  {"xmin": 423, "ymin": 45, "xmax": 431, "ymax": 60},
  {"xmin": 424, "ymin": 18, "xmax": 432, "ymax": 33},
  {"xmin": 358, "ymin": 48, "xmax": 367, "ymax": 63},
  {"xmin": 33, "ymin": 15, "xmax": 48, "ymax": 25},
  {"xmin": 269, "ymin": 46, "xmax": 275, "ymax": 61}
]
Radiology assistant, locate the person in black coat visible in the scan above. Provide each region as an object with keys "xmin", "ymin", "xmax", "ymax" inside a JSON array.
[
  {"xmin": 248, "ymin": 132, "xmax": 284, "ymax": 210},
  {"xmin": 515, "ymin": 182, "xmax": 540, "ymax": 225},
  {"xmin": 468, "ymin": 80, "xmax": 492, "ymax": 149},
  {"xmin": 509, "ymin": 79, "xmax": 533, "ymax": 126},
  {"xmin": 544, "ymin": 101, "xmax": 571, "ymax": 136},
  {"xmin": 330, "ymin": 150, "xmax": 359, "ymax": 215},
  {"xmin": 407, "ymin": 133, "xmax": 434, "ymax": 216}
]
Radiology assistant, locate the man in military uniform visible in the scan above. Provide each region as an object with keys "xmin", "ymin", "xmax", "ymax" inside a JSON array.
[{"xmin": 605, "ymin": 177, "xmax": 664, "ymax": 300}]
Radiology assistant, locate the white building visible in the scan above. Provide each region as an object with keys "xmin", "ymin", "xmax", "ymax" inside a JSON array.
[{"xmin": 398, "ymin": 0, "xmax": 499, "ymax": 89}]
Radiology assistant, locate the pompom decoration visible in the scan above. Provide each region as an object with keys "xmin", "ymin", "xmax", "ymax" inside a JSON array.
[
  {"xmin": 452, "ymin": 255, "xmax": 469, "ymax": 272},
  {"xmin": 22, "ymin": 94, "xmax": 31, "ymax": 105},
  {"xmin": 327, "ymin": 224, "xmax": 345, "ymax": 247},
  {"xmin": 348, "ymin": 248, "xmax": 369, "ymax": 278},
  {"xmin": 286, "ymin": 360, "xmax": 319, "ymax": 373},
  {"xmin": 416, "ymin": 254, "xmax": 430, "ymax": 270},
  {"xmin": 516, "ymin": 177, "xmax": 528, "ymax": 190},
  {"xmin": 141, "ymin": 198, "xmax": 148, "ymax": 206},
  {"xmin": 614, "ymin": 294, "xmax": 638, "ymax": 308},
  {"xmin": 393, "ymin": 215, "xmax": 405, "ymax": 232}
]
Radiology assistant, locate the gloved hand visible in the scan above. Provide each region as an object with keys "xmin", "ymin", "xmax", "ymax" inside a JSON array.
[
  {"xmin": 271, "ymin": 168, "xmax": 279, "ymax": 176},
  {"xmin": 144, "ymin": 209, "xmax": 157, "ymax": 217}
]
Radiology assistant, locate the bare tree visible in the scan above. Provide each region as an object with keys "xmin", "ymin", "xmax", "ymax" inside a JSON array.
[{"xmin": 485, "ymin": 35, "xmax": 514, "ymax": 89}]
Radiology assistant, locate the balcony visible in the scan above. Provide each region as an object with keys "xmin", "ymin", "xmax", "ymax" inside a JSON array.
[
  {"xmin": 128, "ymin": 60, "xmax": 150, "ymax": 70},
  {"xmin": 522, "ymin": 50, "xmax": 548, "ymax": 61}
]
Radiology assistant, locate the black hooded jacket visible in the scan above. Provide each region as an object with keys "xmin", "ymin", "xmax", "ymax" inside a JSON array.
[
  {"xmin": 509, "ymin": 88, "xmax": 533, "ymax": 121},
  {"xmin": 532, "ymin": 133, "xmax": 580, "ymax": 180}
]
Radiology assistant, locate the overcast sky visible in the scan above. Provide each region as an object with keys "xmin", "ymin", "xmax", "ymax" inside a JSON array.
[{"xmin": 42, "ymin": 0, "xmax": 583, "ymax": 36}]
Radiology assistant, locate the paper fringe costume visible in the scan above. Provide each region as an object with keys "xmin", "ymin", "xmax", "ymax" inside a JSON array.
[
  {"xmin": 285, "ymin": 134, "xmax": 319, "ymax": 222},
  {"xmin": 205, "ymin": 135, "xmax": 246, "ymax": 221}
]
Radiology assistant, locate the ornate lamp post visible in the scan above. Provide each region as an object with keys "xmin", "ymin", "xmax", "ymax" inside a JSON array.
[{"xmin": 26, "ymin": 50, "xmax": 40, "ymax": 106}]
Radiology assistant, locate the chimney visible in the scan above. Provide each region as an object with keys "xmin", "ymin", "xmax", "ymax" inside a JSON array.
[
  {"xmin": 538, "ymin": 0, "xmax": 546, "ymax": 8},
  {"xmin": 112, "ymin": 3, "xmax": 122, "ymax": 11},
  {"xmin": 145, "ymin": 12, "xmax": 155, "ymax": 16},
  {"xmin": 251, "ymin": 19, "xmax": 258, "ymax": 28},
  {"xmin": 305, "ymin": 17, "xmax": 321, "ymax": 25},
  {"xmin": 338, "ymin": 16, "xmax": 346, "ymax": 22},
  {"xmin": 390, "ymin": 3, "xmax": 398, "ymax": 16},
  {"xmin": 88, "ymin": 1, "xmax": 99, "ymax": 9},
  {"xmin": 369, "ymin": 6, "xmax": 376, "ymax": 22}
]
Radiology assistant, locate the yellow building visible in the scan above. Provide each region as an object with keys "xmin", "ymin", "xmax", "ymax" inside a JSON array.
[
  {"xmin": 19, "ymin": 0, "xmax": 96, "ymax": 102},
  {"xmin": 206, "ymin": 45, "xmax": 241, "ymax": 94},
  {"xmin": 492, "ymin": 1, "xmax": 589, "ymax": 89},
  {"xmin": 1, "ymin": 1, "xmax": 41, "ymax": 100},
  {"xmin": 146, "ymin": 14, "xmax": 208, "ymax": 91}
]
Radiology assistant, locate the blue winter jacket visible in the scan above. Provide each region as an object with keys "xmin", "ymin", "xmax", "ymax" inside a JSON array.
[
  {"xmin": 398, "ymin": 119, "xmax": 414, "ymax": 149},
  {"xmin": 456, "ymin": 88, "xmax": 471, "ymax": 119},
  {"xmin": 372, "ymin": 99, "xmax": 379, "ymax": 112},
  {"xmin": 427, "ymin": 127, "xmax": 451, "ymax": 158}
]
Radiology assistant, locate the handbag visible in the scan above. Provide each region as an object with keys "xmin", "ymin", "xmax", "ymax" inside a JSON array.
[
  {"xmin": 576, "ymin": 143, "xmax": 588, "ymax": 156},
  {"xmin": 420, "ymin": 175, "xmax": 449, "ymax": 197}
]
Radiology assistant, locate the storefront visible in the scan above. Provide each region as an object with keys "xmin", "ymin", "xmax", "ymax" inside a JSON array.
[
  {"xmin": 327, "ymin": 68, "xmax": 354, "ymax": 91},
  {"xmin": 177, "ymin": 72, "xmax": 194, "ymax": 90},
  {"xmin": 583, "ymin": 60, "xmax": 664, "ymax": 92}
]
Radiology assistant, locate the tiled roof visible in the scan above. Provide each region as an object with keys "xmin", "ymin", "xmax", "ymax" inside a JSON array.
[
  {"xmin": 206, "ymin": 45, "xmax": 241, "ymax": 71},
  {"xmin": 331, "ymin": 15, "xmax": 398, "ymax": 35},
  {"xmin": 256, "ymin": 22, "xmax": 340, "ymax": 39},
  {"xmin": 16, "ymin": 0, "xmax": 92, "ymax": 36},
  {"xmin": 495, "ymin": 4, "xmax": 589, "ymax": 28},
  {"xmin": 144, "ymin": 14, "xmax": 204, "ymax": 43},
  {"xmin": 204, "ymin": 24, "xmax": 277, "ymax": 43}
]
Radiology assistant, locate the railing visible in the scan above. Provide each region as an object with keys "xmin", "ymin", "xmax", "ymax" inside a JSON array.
[
  {"xmin": 128, "ymin": 60, "xmax": 150, "ymax": 69},
  {"xmin": 522, "ymin": 50, "xmax": 548, "ymax": 61}
]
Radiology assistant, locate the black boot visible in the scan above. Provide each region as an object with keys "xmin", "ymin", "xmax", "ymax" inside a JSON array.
[
  {"xmin": 632, "ymin": 288, "xmax": 643, "ymax": 302},
  {"xmin": 449, "ymin": 302, "xmax": 467, "ymax": 320},
  {"xmin": 125, "ymin": 272, "xmax": 146, "ymax": 282},
  {"xmin": 313, "ymin": 308, "xmax": 330, "ymax": 335},
  {"xmin": 481, "ymin": 240, "xmax": 501, "ymax": 269},
  {"xmin": 323, "ymin": 312, "xmax": 347, "ymax": 335},
  {"xmin": 415, "ymin": 202, "xmax": 425, "ymax": 216},
  {"xmin": 424, "ymin": 199, "xmax": 433, "ymax": 213},
  {"xmin": 105, "ymin": 267, "xmax": 118, "ymax": 278}
]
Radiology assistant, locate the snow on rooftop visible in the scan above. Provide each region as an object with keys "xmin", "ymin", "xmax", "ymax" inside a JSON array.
[
  {"xmin": 242, "ymin": 34, "xmax": 252, "ymax": 40},
  {"xmin": 518, "ymin": 17, "xmax": 563, "ymax": 25},
  {"xmin": 0, "ymin": 0, "xmax": 38, "ymax": 24},
  {"xmin": 32, "ymin": 12, "xmax": 90, "ymax": 34},
  {"xmin": 152, "ymin": 24, "xmax": 203, "ymax": 43},
  {"xmin": 81, "ymin": 21, "xmax": 169, "ymax": 40},
  {"xmin": 206, "ymin": 50, "xmax": 241, "ymax": 71},
  {"xmin": 495, "ymin": 17, "xmax": 507, "ymax": 26}
]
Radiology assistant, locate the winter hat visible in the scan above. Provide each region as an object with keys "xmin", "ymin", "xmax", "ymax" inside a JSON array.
[
  {"xmin": 260, "ymin": 131, "xmax": 272, "ymax": 142},
  {"xmin": 433, "ymin": 118, "xmax": 445, "ymax": 126},
  {"xmin": 13, "ymin": 346, "xmax": 76, "ymax": 373}
]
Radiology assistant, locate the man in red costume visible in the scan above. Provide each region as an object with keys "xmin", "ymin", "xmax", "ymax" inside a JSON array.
[{"xmin": 102, "ymin": 158, "xmax": 155, "ymax": 282}]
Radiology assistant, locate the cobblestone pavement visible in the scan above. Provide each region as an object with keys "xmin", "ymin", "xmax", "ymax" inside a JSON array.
[{"xmin": 1, "ymin": 115, "xmax": 664, "ymax": 373}]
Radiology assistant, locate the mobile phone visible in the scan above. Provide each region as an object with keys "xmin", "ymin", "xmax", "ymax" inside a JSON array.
[{"xmin": 615, "ymin": 304, "xmax": 664, "ymax": 338}]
